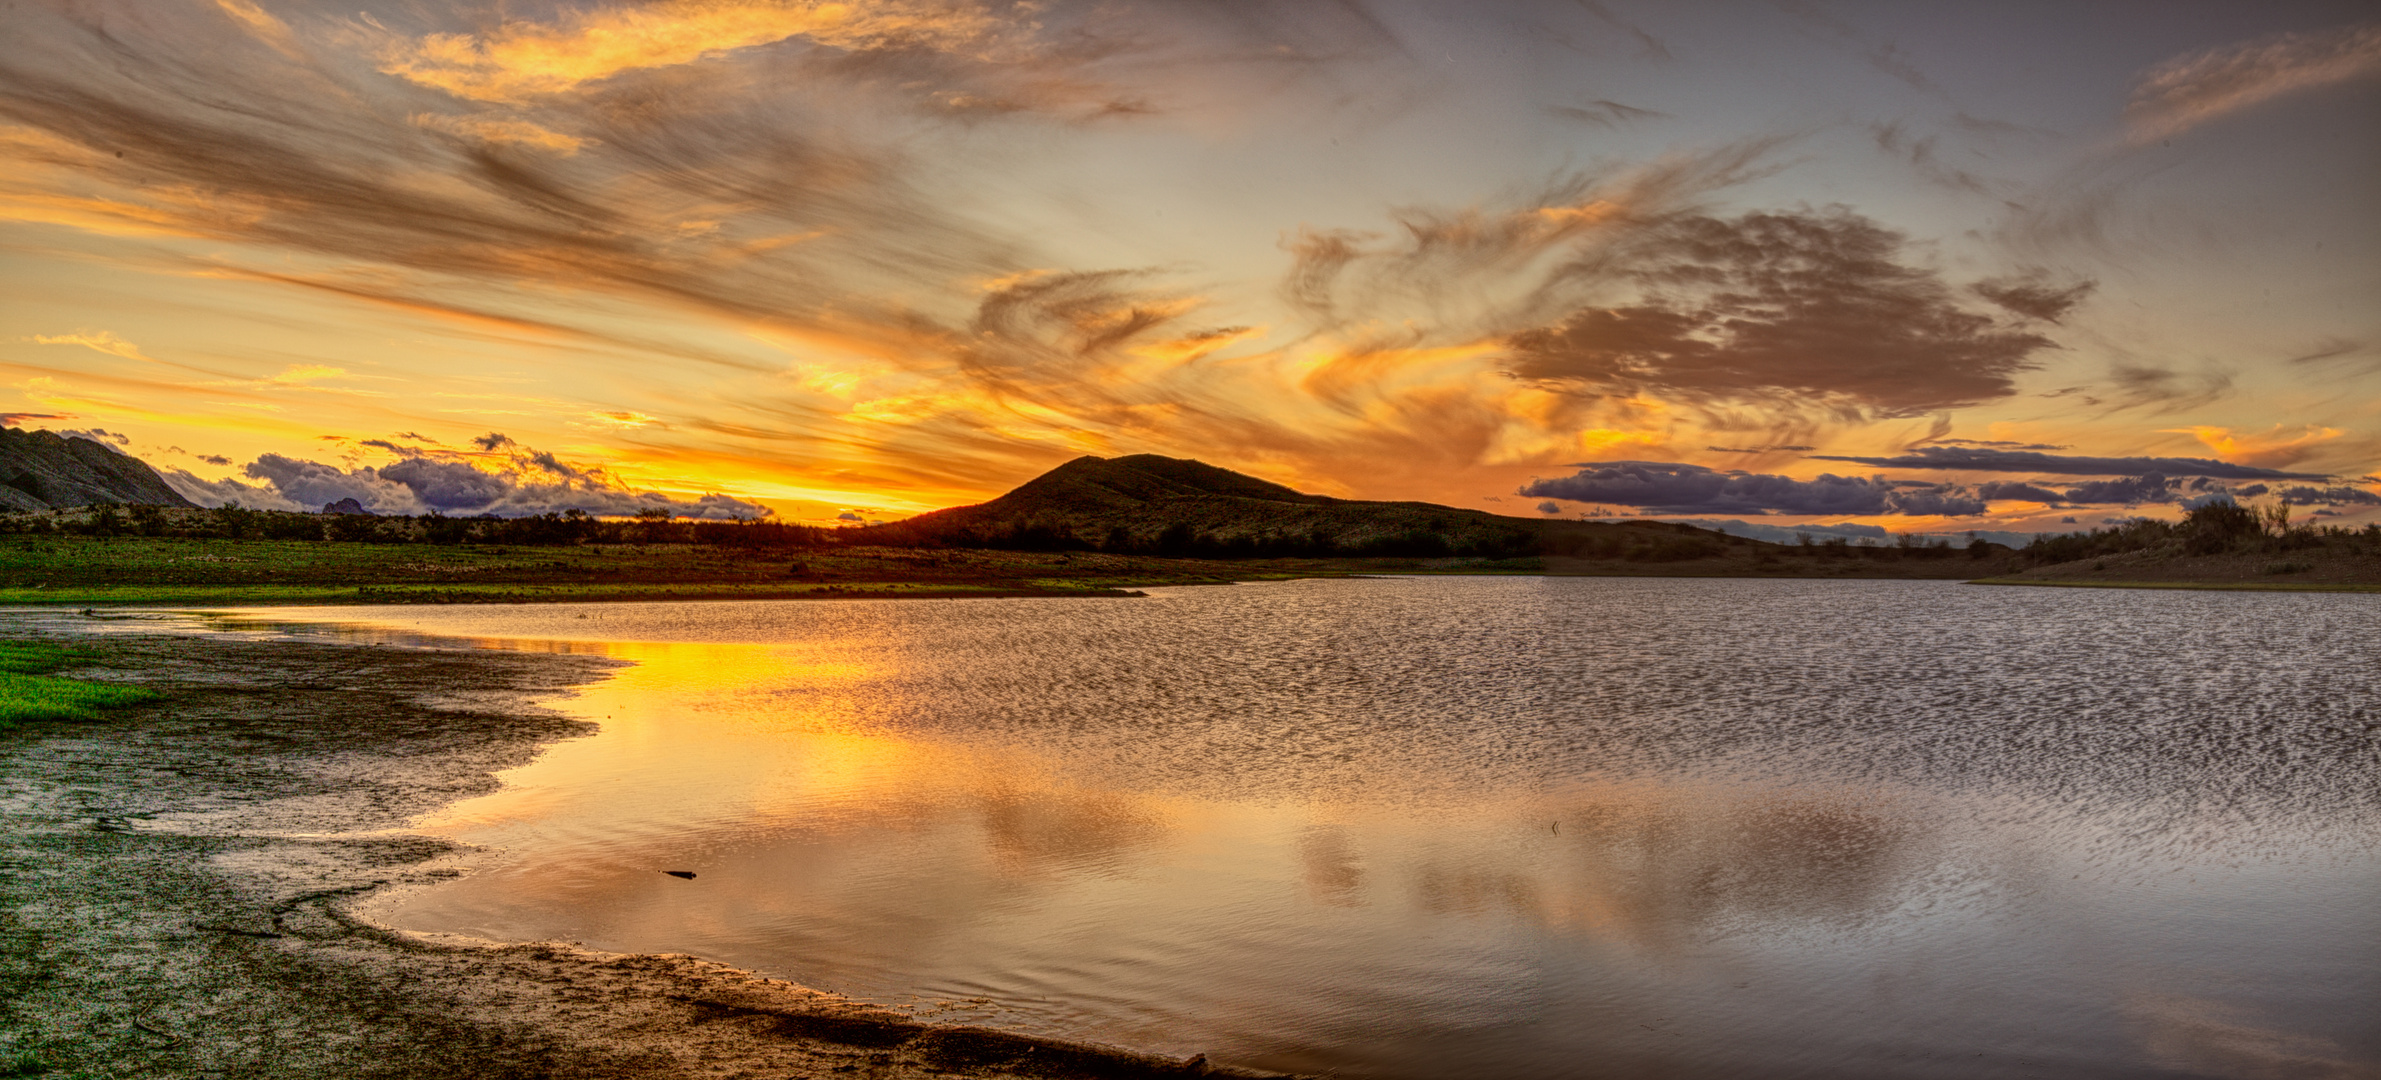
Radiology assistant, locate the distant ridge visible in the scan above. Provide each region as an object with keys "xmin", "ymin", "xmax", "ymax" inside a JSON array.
[
  {"xmin": 859, "ymin": 454, "xmax": 1574, "ymax": 556},
  {"xmin": 0, "ymin": 427, "xmax": 198, "ymax": 512}
]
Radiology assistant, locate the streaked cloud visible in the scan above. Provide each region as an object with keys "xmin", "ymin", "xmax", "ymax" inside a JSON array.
[
  {"xmin": 1547, "ymin": 99, "xmax": 1667, "ymax": 127},
  {"xmin": 28, "ymin": 331, "xmax": 155, "ymax": 362},
  {"xmin": 1810, "ymin": 446, "xmax": 2326, "ymax": 479},
  {"xmin": 2127, "ymin": 23, "xmax": 2381, "ymax": 142},
  {"xmin": 410, "ymin": 112, "xmax": 592, "ymax": 154},
  {"xmin": 2174, "ymin": 424, "xmax": 2341, "ymax": 469},
  {"xmin": 0, "ymin": 2, "xmax": 2371, "ymax": 524},
  {"xmin": 2271, "ymin": 484, "xmax": 2381, "ymax": 507},
  {"xmin": 1522, "ymin": 461, "xmax": 1985, "ymax": 517},
  {"xmin": 378, "ymin": 0, "xmax": 1006, "ymax": 103}
]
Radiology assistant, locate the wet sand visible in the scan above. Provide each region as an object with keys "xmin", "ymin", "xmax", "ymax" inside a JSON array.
[{"xmin": 0, "ymin": 626, "xmax": 1269, "ymax": 1079}]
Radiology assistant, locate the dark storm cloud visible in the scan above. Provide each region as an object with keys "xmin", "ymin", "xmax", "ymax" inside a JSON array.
[
  {"xmin": 1675, "ymin": 518, "xmax": 2044, "ymax": 547},
  {"xmin": 1809, "ymin": 446, "xmax": 2324, "ymax": 479},
  {"xmin": 2055, "ymin": 474, "xmax": 2174, "ymax": 505},
  {"xmin": 1520, "ymin": 462, "xmax": 1983, "ymax": 517},
  {"xmin": 376, "ymin": 457, "xmax": 514, "ymax": 511},
  {"xmin": 1505, "ymin": 209, "xmax": 2060, "ymax": 418},
  {"xmin": 1975, "ymin": 481, "xmax": 2065, "ymax": 503},
  {"xmin": 2273, "ymin": 484, "xmax": 2381, "ymax": 507},
  {"xmin": 164, "ymin": 439, "xmax": 769, "ymax": 518},
  {"xmin": 240, "ymin": 453, "xmax": 384, "ymax": 511},
  {"xmin": 1887, "ymin": 486, "xmax": 1990, "ymax": 516}
]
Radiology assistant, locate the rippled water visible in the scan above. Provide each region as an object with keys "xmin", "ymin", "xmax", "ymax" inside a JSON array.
[{"xmin": 213, "ymin": 578, "xmax": 2377, "ymax": 1078}]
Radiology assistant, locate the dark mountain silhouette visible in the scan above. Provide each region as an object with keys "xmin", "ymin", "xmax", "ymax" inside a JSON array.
[
  {"xmin": 856, "ymin": 454, "xmax": 1618, "ymax": 557},
  {"xmin": 0, "ymin": 428, "xmax": 197, "ymax": 512}
]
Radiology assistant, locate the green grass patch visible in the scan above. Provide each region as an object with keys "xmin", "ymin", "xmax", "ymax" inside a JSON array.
[
  {"xmin": 0, "ymin": 640, "xmax": 159, "ymax": 733},
  {"xmin": 0, "ymin": 1045, "xmax": 104, "ymax": 1080},
  {"xmin": 0, "ymin": 672, "xmax": 157, "ymax": 728},
  {"xmin": 0, "ymin": 640, "xmax": 89, "ymax": 674}
]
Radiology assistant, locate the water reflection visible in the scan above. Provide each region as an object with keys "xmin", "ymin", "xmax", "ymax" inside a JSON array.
[{"xmin": 200, "ymin": 579, "xmax": 2379, "ymax": 1079}]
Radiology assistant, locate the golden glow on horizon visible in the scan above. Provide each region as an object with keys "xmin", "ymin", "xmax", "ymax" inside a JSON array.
[{"xmin": 2, "ymin": 2, "xmax": 2374, "ymax": 528}]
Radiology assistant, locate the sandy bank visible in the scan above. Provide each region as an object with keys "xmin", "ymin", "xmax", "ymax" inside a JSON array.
[{"xmin": 0, "ymin": 624, "xmax": 1274, "ymax": 1079}]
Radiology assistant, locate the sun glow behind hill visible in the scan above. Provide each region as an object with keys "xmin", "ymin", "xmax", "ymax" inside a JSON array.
[{"xmin": 1, "ymin": 2, "xmax": 2375, "ymax": 529}]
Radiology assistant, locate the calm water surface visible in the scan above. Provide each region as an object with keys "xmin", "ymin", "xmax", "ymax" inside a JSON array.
[{"xmin": 215, "ymin": 578, "xmax": 2377, "ymax": 1079}]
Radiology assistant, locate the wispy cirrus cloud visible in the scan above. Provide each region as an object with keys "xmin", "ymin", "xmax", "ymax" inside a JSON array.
[
  {"xmin": 409, "ymin": 112, "xmax": 591, "ymax": 154},
  {"xmin": 376, "ymin": 0, "xmax": 1012, "ymax": 103},
  {"xmin": 2173, "ymin": 424, "xmax": 2341, "ymax": 469},
  {"xmin": 27, "ymin": 330, "xmax": 154, "ymax": 362},
  {"xmin": 2126, "ymin": 23, "xmax": 2381, "ymax": 142}
]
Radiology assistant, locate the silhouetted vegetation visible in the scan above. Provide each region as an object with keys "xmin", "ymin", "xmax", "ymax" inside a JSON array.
[
  {"xmin": 850, "ymin": 514, "xmax": 1544, "ymax": 560},
  {"xmin": 0, "ymin": 503, "xmax": 838, "ymax": 550},
  {"xmin": 2019, "ymin": 498, "xmax": 2379, "ymax": 565}
]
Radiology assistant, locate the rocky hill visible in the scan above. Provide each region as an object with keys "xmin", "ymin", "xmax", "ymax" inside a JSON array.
[
  {"xmin": 851, "ymin": 454, "xmax": 1546, "ymax": 555},
  {"xmin": 0, "ymin": 428, "xmax": 198, "ymax": 512},
  {"xmin": 845, "ymin": 454, "xmax": 2034, "ymax": 578}
]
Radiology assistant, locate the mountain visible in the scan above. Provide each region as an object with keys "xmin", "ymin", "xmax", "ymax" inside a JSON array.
[
  {"xmin": 856, "ymin": 454, "xmax": 1592, "ymax": 557},
  {"xmin": 0, "ymin": 428, "xmax": 199, "ymax": 512}
]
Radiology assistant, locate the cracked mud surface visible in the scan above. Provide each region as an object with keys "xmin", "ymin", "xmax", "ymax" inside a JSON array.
[{"xmin": 0, "ymin": 626, "xmax": 1268, "ymax": 1079}]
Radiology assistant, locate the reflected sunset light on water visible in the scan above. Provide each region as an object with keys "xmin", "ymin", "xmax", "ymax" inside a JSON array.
[{"xmin": 200, "ymin": 577, "xmax": 2381, "ymax": 1079}]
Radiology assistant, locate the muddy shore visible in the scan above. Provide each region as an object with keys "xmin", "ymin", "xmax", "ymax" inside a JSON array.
[{"xmin": 0, "ymin": 623, "xmax": 1271, "ymax": 1079}]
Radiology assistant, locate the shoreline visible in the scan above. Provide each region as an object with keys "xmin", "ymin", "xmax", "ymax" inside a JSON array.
[
  {"xmin": 1970, "ymin": 577, "xmax": 2381, "ymax": 593},
  {"xmin": 10, "ymin": 569, "xmax": 2376, "ymax": 612},
  {"xmin": 0, "ymin": 623, "xmax": 1277, "ymax": 1078}
]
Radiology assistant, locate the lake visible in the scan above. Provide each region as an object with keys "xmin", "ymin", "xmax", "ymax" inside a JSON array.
[{"xmin": 214, "ymin": 577, "xmax": 2379, "ymax": 1078}]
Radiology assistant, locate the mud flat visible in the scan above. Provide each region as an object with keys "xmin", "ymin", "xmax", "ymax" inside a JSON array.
[{"xmin": 0, "ymin": 622, "xmax": 1267, "ymax": 1079}]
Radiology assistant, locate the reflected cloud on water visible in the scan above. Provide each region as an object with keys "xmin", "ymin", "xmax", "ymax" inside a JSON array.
[{"xmin": 128, "ymin": 578, "xmax": 2381, "ymax": 1078}]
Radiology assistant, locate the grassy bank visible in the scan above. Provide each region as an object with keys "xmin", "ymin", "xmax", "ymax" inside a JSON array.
[
  {"xmin": 0, "ymin": 640, "xmax": 159, "ymax": 731},
  {"xmin": 0, "ymin": 533, "xmax": 1556, "ymax": 607},
  {"xmin": 3, "ymin": 515, "xmax": 2369, "ymax": 606}
]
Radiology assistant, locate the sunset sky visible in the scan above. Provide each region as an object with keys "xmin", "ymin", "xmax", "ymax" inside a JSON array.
[{"xmin": 3, "ymin": 0, "xmax": 2376, "ymax": 534}]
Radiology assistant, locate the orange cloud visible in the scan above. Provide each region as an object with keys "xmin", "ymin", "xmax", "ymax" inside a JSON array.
[
  {"xmin": 409, "ymin": 112, "xmax": 591, "ymax": 154},
  {"xmin": 2176, "ymin": 424, "xmax": 2341, "ymax": 468},
  {"xmin": 267, "ymin": 364, "xmax": 351, "ymax": 385},
  {"xmin": 213, "ymin": 0, "xmax": 301, "ymax": 56},
  {"xmin": 28, "ymin": 331, "xmax": 155, "ymax": 363},
  {"xmin": 380, "ymin": 0, "xmax": 1004, "ymax": 102}
]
